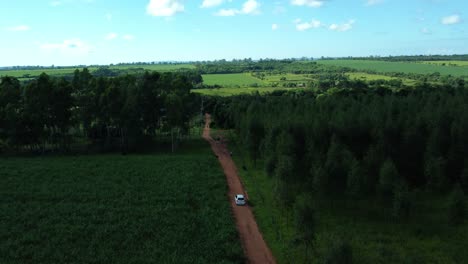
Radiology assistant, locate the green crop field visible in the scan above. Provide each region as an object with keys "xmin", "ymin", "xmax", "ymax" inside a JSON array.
[
  {"xmin": 193, "ymin": 87, "xmax": 300, "ymax": 96},
  {"xmin": 0, "ymin": 140, "xmax": 243, "ymax": 264},
  {"xmin": 202, "ymin": 73, "xmax": 266, "ymax": 87},
  {"xmin": 317, "ymin": 60, "xmax": 468, "ymax": 77},
  {"xmin": 0, "ymin": 64, "xmax": 195, "ymax": 79}
]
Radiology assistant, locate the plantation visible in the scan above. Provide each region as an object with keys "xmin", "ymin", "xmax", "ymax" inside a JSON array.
[
  {"xmin": 210, "ymin": 85, "xmax": 468, "ymax": 263},
  {"xmin": 232, "ymin": 152, "xmax": 468, "ymax": 263},
  {"xmin": 0, "ymin": 140, "xmax": 243, "ymax": 264},
  {"xmin": 317, "ymin": 60, "xmax": 468, "ymax": 77}
]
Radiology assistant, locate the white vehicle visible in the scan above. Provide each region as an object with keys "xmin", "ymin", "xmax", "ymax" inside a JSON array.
[{"xmin": 235, "ymin": 194, "xmax": 246, "ymax": 206}]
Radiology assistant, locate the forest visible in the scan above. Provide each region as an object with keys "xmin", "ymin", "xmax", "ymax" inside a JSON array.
[
  {"xmin": 0, "ymin": 69, "xmax": 202, "ymax": 153},
  {"xmin": 209, "ymin": 82, "xmax": 468, "ymax": 262}
]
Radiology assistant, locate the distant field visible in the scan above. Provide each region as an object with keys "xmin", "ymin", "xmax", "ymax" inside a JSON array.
[
  {"xmin": 0, "ymin": 64, "xmax": 195, "ymax": 79},
  {"xmin": 0, "ymin": 141, "xmax": 243, "ymax": 263},
  {"xmin": 347, "ymin": 72, "xmax": 418, "ymax": 86},
  {"xmin": 420, "ymin": 61, "xmax": 468, "ymax": 67},
  {"xmin": 202, "ymin": 73, "xmax": 266, "ymax": 87},
  {"xmin": 193, "ymin": 87, "xmax": 300, "ymax": 96},
  {"xmin": 317, "ymin": 60, "xmax": 468, "ymax": 77},
  {"xmin": 263, "ymin": 73, "xmax": 313, "ymax": 83}
]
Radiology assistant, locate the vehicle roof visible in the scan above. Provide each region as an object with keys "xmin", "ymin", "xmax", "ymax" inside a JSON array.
[{"xmin": 236, "ymin": 194, "xmax": 244, "ymax": 198}]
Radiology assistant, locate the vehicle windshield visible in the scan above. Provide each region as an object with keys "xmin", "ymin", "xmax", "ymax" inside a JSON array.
[{"xmin": 238, "ymin": 197, "xmax": 244, "ymax": 200}]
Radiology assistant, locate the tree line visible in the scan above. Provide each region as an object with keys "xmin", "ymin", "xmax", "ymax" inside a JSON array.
[
  {"xmin": 341, "ymin": 54, "xmax": 468, "ymax": 62},
  {"xmin": 0, "ymin": 69, "xmax": 201, "ymax": 153}
]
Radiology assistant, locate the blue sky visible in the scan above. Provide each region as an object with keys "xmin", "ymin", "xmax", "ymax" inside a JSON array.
[{"xmin": 1, "ymin": 0, "xmax": 467, "ymax": 66}]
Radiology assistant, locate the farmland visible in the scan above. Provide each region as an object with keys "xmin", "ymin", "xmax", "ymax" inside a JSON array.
[
  {"xmin": 200, "ymin": 73, "xmax": 312, "ymax": 90},
  {"xmin": 202, "ymin": 73, "xmax": 265, "ymax": 87},
  {"xmin": 420, "ymin": 61, "xmax": 468, "ymax": 67},
  {"xmin": 0, "ymin": 140, "xmax": 244, "ymax": 264},
  {"xmin": 317, "ymin": 60, "xmax": 468, "ymax": 77},
  {"xmin": 346, "ymin": 72, "xmax": 418, "ymax": 86}
]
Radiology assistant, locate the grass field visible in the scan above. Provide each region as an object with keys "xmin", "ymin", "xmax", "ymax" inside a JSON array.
[
  {"xmin": 263, "ymin": 73, "xmax": 313, "ymax": 83},
  {"xmin": 0, "ymin": 64, "xmax": 195, "ymax": 79},
  {"xmin": 202, "ymin": 73, "xmax": 266, "ymax": 87},
  {"xmin": 317, "ymin": 60, "xmax": 468, "ymax": 77},
  {"xmin": 193, "ymin": 87, "xmax": 300, "ymax": 96},
  {"xmin": 346, "ymin": 72, "xmax": 418, "ymax": 86},
  {"xmin": 0, "ymin": 140, "xmax": 243, "ymax": 264},
  {"xmin": 229, "ymin": 135, "xmax": 468, "ymax": 264}
]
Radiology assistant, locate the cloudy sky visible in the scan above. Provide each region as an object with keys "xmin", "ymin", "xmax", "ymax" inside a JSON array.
[{"xmin": 1, "ymin": 0, "xmax": 467, "ymax": 66}]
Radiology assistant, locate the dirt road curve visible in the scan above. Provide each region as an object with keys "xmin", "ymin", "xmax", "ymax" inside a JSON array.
[{"xmin": 203, "ymin": 114, "xmax": 276, "ymax": 264}]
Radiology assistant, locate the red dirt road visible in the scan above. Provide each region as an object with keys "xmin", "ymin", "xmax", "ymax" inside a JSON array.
[{"xmin": 203, "ymin": 114, "xmax": 276, "ymax": 264}]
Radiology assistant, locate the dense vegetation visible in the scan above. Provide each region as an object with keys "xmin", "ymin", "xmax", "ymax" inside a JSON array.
[
  {"xmin": 210, "ymin": 84, "xmax": 468, "ymax": 262},
  {"xmin": 0, "ymin": 141, "xmax": 244, "ymax": 263},
  {"xmin": 0, "ymin": 69, "xmax": 202, "ymax": 153},
  {"xmin": 212, "ymin": 85, "xmax": 468, "ymax": 194}
]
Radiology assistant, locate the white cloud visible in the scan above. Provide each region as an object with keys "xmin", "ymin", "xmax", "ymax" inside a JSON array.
[
  {"xmin": 201, "ymin": 0, "xmax": 224, "ymax": 8},
  {"xmin": 441, "ymin": 14, "xmax": 461, "ymax": 25},
  {"xmin": 105, "ymin": 33, "xmax": 118, "ymax": 40},
  {"xmin": 329, "ymin": 20, "xmax": 355, "ymax": 32},
  {"xmin": 366, "ymin": 0, "xmax": 384, "ymax": 6},
  {"xmin": 40, "ymin": 39, "xmax": 92, "ymax": 55},
  {"xmin": 291, "ymin": 0, "xmax": 324, "ymax": 8},
  {"xmin": 215, "ymin": 8, "xmax": 237, "ymax": 16},
  {"xmin": 6, "ymin": 25, "xmax": 31, "ymax": 31},
  {"xmin": 123, "ymin": 34, "xmax": 135, "ymax": 41},
  {"xmin": 296, "ymin": 20, "xmax": 322, "ymax": 31},
  {"xmin": 147, "ymin": 0, "xmax": 184, "ymax": 17},
  {"xmin": 272, "ymin": 24, "xmax": 278, "ymax": 30},
  {"xmin": 242, "ymin": 0, "xmax": 260, "ymax": 14},
  {"xmin": 214, "ymin": 0, "xmax": 259, "ymax": 16}
]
